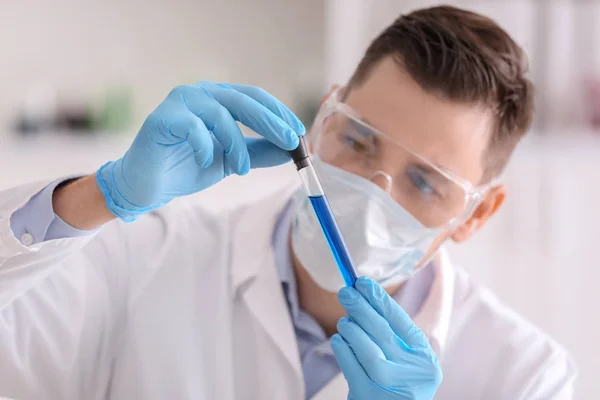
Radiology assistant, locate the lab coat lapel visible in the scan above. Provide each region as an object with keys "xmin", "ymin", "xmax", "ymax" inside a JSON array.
[{"xmin": 229, "ymin": 183, "xmax": 304, "ymax": 385}]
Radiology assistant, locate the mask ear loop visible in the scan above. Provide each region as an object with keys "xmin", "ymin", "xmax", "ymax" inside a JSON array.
[{"xmin": 369, "ymin": 170, "xmax": 394, "ymax": 195}]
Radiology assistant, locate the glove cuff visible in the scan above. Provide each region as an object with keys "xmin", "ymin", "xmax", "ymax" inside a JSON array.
[{"xmin": 96, "ymin": 161, "xmax": 160, "ymax": 223}]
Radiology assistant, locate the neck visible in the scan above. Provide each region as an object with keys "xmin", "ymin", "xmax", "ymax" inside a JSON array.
[
  {"xmin": 291, "ymin": 244, "xmax": 402, "ymax": 337},
  {"xmin": 293, "ymin": 254, "xmax": 345, "ymax": 337}
]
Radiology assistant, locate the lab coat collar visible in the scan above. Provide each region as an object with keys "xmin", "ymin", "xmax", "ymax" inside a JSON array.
[{"xmin": 412, "ymin": 249, "xmax": 455, "ymax": 356}]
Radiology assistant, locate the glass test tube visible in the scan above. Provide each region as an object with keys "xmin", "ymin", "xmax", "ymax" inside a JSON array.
[{"xmin": 289, "ymin": 137, "xmax": 358, "ymax": 287}]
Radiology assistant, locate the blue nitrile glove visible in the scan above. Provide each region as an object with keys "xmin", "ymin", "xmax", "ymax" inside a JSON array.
[
  {"xmin": 96, "ymin": 82, "xmax": 305, "ymax": 221},
  {"xmin": 331, "ymin": 276, "xmax": 443, "ymax": 400}
]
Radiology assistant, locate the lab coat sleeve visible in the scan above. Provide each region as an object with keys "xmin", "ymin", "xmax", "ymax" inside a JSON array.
[
  {"xmin": 0, "ymin": 179, "xmax": 190, "ymax": 398},
  {"xmin": 0, "ymin": 180, "xmax": 115, "ymax": 398},
  {"xmin": 0, "ymin": 178, "xmax": 188, "ymax": 312}
]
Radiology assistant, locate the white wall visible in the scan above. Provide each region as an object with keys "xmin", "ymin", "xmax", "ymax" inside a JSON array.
[{"xmin": 0, "ymin": 0, "xmax": 325, "ymax": 132}]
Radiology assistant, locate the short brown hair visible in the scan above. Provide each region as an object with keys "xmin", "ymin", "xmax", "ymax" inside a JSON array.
[{"xmin": 348, "ymin": 5, "xmax": 534, "ymax": 182}]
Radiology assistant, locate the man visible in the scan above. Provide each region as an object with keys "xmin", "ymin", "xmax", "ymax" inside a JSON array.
[{"xmin": 0, "ymin": 5, "xmax": 575, "ymax": 400}]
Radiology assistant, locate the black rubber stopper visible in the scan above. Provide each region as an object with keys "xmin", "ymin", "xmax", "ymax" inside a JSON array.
[{"xmin": 289, "ymin": 136, "xmax": 310, "ymax": 170}]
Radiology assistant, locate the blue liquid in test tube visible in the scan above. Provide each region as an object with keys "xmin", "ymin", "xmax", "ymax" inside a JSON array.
[
  {"xmin": 308, "ymin": 195, "xmax": 358, "ymax": 286},
  {"xmin": 288, "ymin": 137, "xmax": 358, "ymax": 287}
]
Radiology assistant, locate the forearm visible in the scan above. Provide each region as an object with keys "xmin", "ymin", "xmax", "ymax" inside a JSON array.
[{"xmin": 52, "ymin": 175, "xmax": 115, "ymax": 230}]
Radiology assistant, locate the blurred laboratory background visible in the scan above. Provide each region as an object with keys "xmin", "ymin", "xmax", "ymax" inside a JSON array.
[{"xmin": 1, "ymin": 0, "xmax": 599, "ymax": 397}]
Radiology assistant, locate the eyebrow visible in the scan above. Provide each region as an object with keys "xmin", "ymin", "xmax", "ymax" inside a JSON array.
[
  {"xmin": 412, "ymin": 163, "xmax": 436, "ymax": 174},
  {"xmin": 347, "ymin": 111, "xmax": 454, "ymax": 176},
  {"xmin": 354, "ymin": 115, "xmax": 383, "ymax": 138},
  {"xmin": 349, "ymin": 118, "xmax": 379, "ymax": 144},
  {"xmin": 358, "ymin": 115, "xmax": 376, "ymax": 127}
]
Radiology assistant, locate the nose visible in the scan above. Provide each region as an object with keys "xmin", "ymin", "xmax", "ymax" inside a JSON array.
[{"xmin": 369, "ymin": 170, "xmax": 393, "ymax": 194}]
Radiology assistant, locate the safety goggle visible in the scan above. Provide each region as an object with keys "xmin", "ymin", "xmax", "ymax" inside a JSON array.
[{"xmin": 309, "ymin": 88, "xmax": 495, "ymax": 229}]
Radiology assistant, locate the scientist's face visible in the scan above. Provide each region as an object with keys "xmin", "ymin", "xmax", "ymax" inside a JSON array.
[{"xmin": 322, "ymin": 57, "xmax": 506, "ymax": 243}]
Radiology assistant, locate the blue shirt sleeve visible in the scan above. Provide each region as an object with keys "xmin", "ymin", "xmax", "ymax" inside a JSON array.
[{"xmin": 10, "ymin": 178, "xmax": 98, "ymax": 245}]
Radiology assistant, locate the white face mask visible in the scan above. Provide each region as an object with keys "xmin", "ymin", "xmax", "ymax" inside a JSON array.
[{"xmin": 291, "ymin": 159, "xmax": 442, "ymax": 292}]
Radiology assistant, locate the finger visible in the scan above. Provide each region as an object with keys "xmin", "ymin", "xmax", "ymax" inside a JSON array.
[
  {"xmin": 330, "ymin": 334, "xmax": 370, "ymax": 393},
  {"xmin": 179, "ymin": 88, "xmax": 251, "ymax": 175},
  {"xmin": 166, "ymin": 111, "xmax": 214, "ymax": 168},
  {"xmin": 199, "ymin": 82, "xmax": 299, "ymax": 151},
  {"xmin": 224, "ymin": 83, "xmax": 305, "ymax": 136},
  {"xmin": 338, "ymin": 318, "xmax": 405, "ymax": 388},
  {"xmin": 245, "ymin": 138, "xmax": 291, "ymax": 168},
  {"xmin": 338, "ymin": 285, "xmax": 404, "ymax": 359},
  {"xmin": 143, "ymin": 100, "xmax": 191, "ymax": 145},
  {"xmin": 146, "ymin": 105, "xmax": 215, "ymax": 168},
  {"xmin": 355, "ymin": 276, "xmax": 428, "ymax": 349},
  {"xmin": 337, "ymin": 317, "xmax": 386, "ymax": 376}
]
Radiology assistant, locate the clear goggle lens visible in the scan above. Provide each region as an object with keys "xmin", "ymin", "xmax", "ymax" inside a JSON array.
[{"xmin": 311, "ymin": 102, "xmax": 479, "ymax": 229}]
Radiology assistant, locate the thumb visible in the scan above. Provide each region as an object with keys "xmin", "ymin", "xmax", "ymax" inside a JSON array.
[{"xmin": 245, "ymin": 138, "xmax": 292, "ymax": 169}]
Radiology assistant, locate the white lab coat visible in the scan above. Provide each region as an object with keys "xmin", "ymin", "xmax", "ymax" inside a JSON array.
[{"xmin": 0, "ymin": 180, "xmax": 576, "ymax": 400}]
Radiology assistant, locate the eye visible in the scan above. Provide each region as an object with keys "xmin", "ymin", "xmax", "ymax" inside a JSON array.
[
  {"xmin": 407, "ymin": 167, "xmax": 437, "ymax": 196},
  {"xmin": 342, "ymin": 135, "xmax": 369, "ymax": 153}
]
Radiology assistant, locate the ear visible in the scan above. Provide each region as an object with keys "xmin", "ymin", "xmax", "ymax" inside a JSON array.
[{"xmin": 451, "ymin": 184, "xmax": 507, "ymax": 243}]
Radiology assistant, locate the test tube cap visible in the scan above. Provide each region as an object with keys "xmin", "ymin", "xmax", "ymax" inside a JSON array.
[{"xmin": 289, "ymin": 136, "xmax": 310, "ymax": 170}]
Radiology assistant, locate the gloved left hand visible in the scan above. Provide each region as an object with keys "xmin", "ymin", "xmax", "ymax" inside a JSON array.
[{"xmin": 331, "ymin": 276, "xmax": 443, "ymax": 400}]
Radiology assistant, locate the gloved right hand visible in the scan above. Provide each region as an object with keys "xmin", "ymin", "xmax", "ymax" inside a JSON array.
[{"xmin": 96, "ymin": 81, "xmax": 305, "ymax": 221}]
